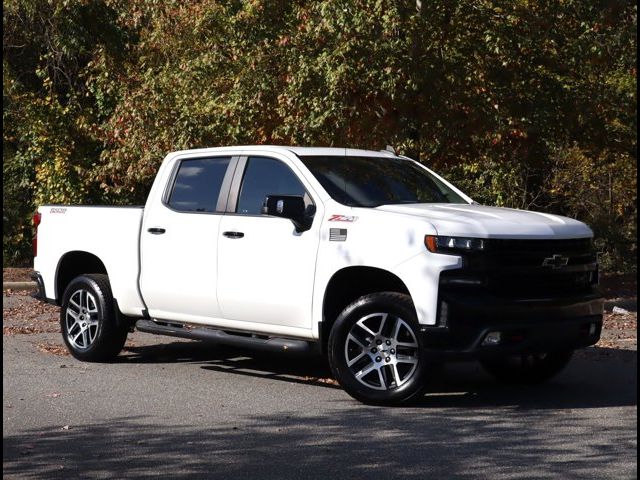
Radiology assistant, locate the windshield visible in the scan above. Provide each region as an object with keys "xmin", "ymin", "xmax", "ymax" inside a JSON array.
[{"xmin": 298, "ymin": 156, "xmax": 468, "ymax": 208}]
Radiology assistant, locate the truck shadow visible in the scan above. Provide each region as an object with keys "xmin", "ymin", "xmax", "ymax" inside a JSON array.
[{"xmin": 119, "ymin": 340, "xmax": 637, "ymax": 410}]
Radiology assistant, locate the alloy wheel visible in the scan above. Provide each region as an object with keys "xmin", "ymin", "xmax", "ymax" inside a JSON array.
[
  {"xmin": 344, "ymin": 312, "xmax": 419, "ymax": 391},
  {"xmin": 65, "ymin": 289, "xmax": 100, "ymax": 350}
]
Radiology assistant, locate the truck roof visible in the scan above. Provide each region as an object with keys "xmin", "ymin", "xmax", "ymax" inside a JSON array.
[{"xmin": 168, "ymin": 145, "xmax": 397, "ymax": 158}]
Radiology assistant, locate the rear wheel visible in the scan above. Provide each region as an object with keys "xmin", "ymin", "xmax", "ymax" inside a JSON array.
[
  {"xmin": 328, "ymin": 292, "xmax": 427, "ymax": 405},
  {"xmin": 60, "ymin": 274, "xmax": 128, "ymax": 362},
  {"xmin": 480, "ymin": 350, "xmax": 573, "ymax": 385}
]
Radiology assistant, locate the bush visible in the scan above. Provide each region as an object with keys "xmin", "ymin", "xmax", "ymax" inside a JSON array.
[{"xmin": 3, "ymin": 0, "xmax": 637, "ymax": 271}]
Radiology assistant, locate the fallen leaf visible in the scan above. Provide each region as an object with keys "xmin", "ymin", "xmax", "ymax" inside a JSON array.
[{"xmin": 35, "ymin": 343, "xmax": 69, "ymax": 356}]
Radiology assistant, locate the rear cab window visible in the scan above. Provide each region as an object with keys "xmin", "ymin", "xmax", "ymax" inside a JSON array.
[{"xmin": 167, "ymin": 157, "xmax": 232, "ymax": 213}]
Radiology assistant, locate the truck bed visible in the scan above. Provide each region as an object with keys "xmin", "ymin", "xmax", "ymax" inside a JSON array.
[{"xmin": 33, "ymin": 205, "xmax": 147, "ymax": 316}]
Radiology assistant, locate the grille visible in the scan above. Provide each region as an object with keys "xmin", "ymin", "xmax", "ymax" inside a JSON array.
[
  {"xmin": 442, "ymin": 237, "xmax": 598, "ymax": 297},
  {"xmin": 484, "ymin": 237, "xmax": 592, "ymax": 253},
  {"xmin": 478, "ymin": 252, "xmax": 597, "ymax": 269},
  {"xmin": 466, "ymin": 237, "xmax": 596, "ymax": 270},
  {"xmin": 487, "ymin": 271, "xmax": 596, "ymax": 296}
]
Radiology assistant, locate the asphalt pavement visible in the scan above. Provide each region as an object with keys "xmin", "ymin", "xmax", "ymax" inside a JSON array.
[{"xmin": 3, "ymin": 295, "xmax": 637, "ymax": 479}]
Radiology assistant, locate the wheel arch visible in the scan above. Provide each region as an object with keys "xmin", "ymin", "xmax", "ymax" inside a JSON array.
[
  {"xmin": 55, "ymin": 251, "xmax": 108, "ymax": 303},
  {"xmin": 320, "ymin": 266, "xmax": 414, "ymax": 354}
]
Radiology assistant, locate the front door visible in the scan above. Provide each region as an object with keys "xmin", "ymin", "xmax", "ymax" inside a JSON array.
[{"xmin": 217, "ymin": 155, "xmax": 320, "ymax": 330}]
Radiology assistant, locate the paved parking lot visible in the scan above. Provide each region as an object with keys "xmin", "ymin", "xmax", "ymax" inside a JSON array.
[{"xmin": 3, "ymin": 292, "xmax": 637, "ymax": 479}]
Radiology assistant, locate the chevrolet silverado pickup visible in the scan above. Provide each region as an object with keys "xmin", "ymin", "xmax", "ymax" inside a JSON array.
[{"xmin": 32, "ymin": 146, "xmax": 604, "ymax": 405}]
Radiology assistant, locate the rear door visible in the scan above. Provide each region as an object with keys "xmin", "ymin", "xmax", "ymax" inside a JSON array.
[
  {"xmin": 217, "ymin": 154, "xmax": 321, "ymax": 331},
  {"xmin": 140, "ymin": 155, "xmax": 237, "ymax": 323}
]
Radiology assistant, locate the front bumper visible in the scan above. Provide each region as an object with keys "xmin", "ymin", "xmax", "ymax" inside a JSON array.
[{"xmin": 420, "ymin": 291, "xmax": 604, "ymax": 358}]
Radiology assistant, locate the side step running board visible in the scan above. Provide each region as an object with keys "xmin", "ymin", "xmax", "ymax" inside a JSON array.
[{"xmin": 135, "ymin": 319, "xmax": 319, "ymax": 355}]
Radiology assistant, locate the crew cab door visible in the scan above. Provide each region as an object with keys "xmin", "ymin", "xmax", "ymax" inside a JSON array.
[
  {"xmin": 217, "ymin": 155, "xmax": 321, "ymax": 330},
  {"xmin": 140, "ymin": 155, "xmax": 237, "ymax": 323}
]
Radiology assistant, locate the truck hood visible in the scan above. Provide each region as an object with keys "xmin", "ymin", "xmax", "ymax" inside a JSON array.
[{"xmin": 374, "ymin": 203, "xmax": 592, "ymax": 239}]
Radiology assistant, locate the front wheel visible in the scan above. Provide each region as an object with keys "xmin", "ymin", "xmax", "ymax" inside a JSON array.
[
  {"xmin": 328, "ymin": 292, "xmax": 428, "ymax": 405},
  {"xmin": 480, "ymin": 350, "xmax": 574, "ymax": 385},
  {"xmin": 60, "ymin": 274, "xmax": 128, "ymax": 362}
]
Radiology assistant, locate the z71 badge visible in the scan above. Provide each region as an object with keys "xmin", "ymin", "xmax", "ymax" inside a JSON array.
[{"xmin": 328, "ymin": 215, "xmax": 358, "ymax": 222}]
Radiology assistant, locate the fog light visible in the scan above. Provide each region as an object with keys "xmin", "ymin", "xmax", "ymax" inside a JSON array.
[{"xmin": 482, "ymin": 331, "xmax": 502, "ymax": 346}]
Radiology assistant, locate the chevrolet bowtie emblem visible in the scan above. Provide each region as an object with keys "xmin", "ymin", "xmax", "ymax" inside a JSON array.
[{"xmin": 542, "ymin": 254, "xmax": 569, "ymax": 269}]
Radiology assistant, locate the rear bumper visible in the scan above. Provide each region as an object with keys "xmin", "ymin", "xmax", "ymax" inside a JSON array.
[
  {"xmin": 420, "ymin": 291, "xmax": 604, "ymax": 359},
  {"xmin": 30, "ymin": 271, "xmax": 56, "ymax": 304}
]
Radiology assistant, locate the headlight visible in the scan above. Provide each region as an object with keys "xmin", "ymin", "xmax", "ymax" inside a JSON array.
[{"xmin": 424, "ymin": 235, "xmax": 485, "ymax": 254}]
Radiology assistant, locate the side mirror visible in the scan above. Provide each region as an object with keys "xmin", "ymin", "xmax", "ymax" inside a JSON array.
[{"xmin": 263, "ymin": 195, "xmax": 314, "ymax": 232}]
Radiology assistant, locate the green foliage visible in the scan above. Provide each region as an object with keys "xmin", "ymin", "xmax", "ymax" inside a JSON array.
[
  {"xmin": 3, "ymin": 0, "xmax": 637, "ymax": 271},
  {"xmin": 548, "ymin": 145, "xmax": 637, "ymax": 271}
]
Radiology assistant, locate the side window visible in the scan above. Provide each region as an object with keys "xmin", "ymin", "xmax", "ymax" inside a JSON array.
[
  {"xmin": 236, "ymin": 157, "xmax": 307, "ymax": 215},
  {"xmin": 168, "ymin": 157, "xmax": 231, "ymax": 212}
]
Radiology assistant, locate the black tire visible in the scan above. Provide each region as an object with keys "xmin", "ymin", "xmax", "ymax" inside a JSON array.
[
  {"xmin": 60, "ymin": 274, "xmax": 128, "ymax": 362},
  {"xmin": 480, "ymin": 350, "xmax": 574, "ymax": 385},
  {"xmin": 328, "ymin": 292, "xmax": 428, "ymax": 405}
]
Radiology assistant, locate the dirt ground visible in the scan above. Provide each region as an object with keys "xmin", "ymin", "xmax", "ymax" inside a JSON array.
[{"xmin": 3, "ymin": 268, "xmax": 35, "ymax": 283}]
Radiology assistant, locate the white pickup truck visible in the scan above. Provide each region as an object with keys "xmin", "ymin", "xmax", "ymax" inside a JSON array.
[{"xmin": 33, "ymin": 146, "xmax": 603, "ymax": 405}]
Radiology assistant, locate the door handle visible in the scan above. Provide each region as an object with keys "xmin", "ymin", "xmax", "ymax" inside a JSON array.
[
  {"xmin": 147, "ymin": 227, "xmax": 166, "ymax": 235},
  {"xmin": 222, "ymin": 231, "xmax": 244, "ymax": 239}
]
